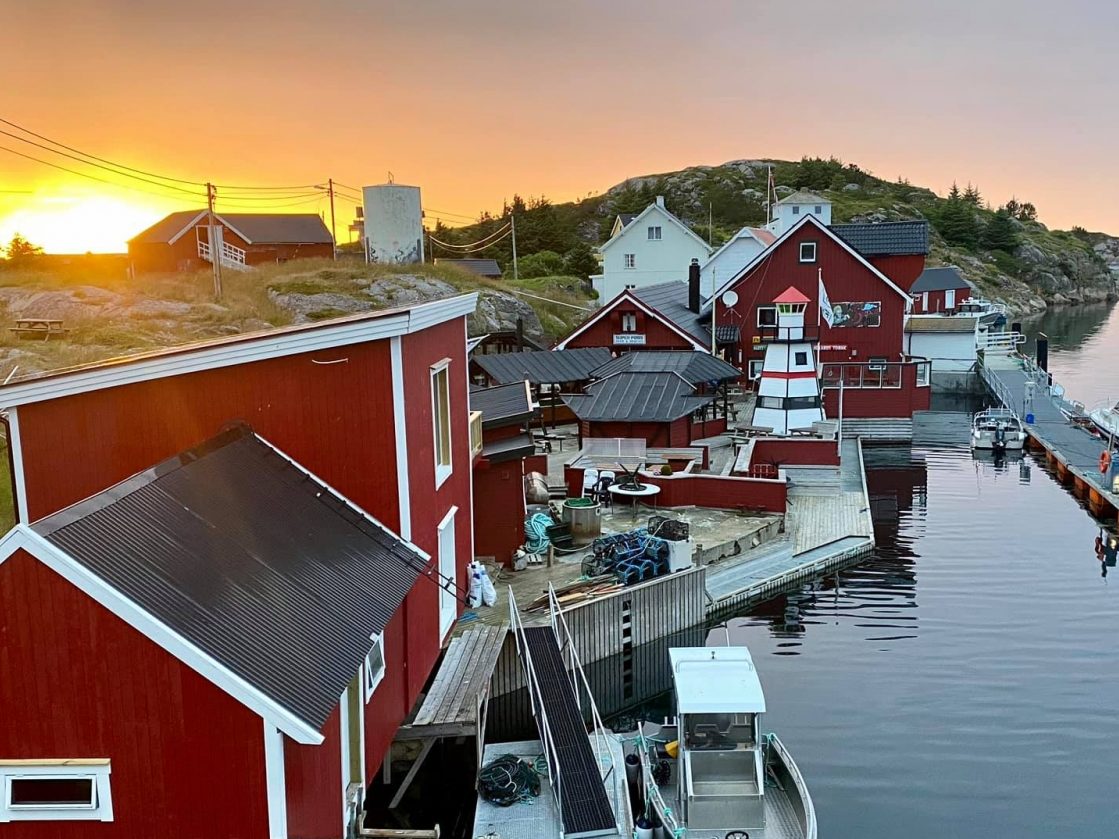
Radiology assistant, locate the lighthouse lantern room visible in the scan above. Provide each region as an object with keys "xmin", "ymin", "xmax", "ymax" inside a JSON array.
[{"xmin": 752, "ymin": 286, "xmax": 826, "ymax": 435}]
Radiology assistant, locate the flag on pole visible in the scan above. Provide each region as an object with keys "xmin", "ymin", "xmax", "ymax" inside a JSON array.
[{"xmin": 819, "ymin": 269, "xmax": 835, "ymax": 328}]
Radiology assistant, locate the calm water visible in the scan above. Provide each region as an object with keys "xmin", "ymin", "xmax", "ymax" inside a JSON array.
[{"xmin": 613, "ymin": 303, "xmax": 1119, "ymax": 837}]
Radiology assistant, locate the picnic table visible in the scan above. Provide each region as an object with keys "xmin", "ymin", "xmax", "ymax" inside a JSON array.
[
  {"xmin": 532, "ymin": 431, "xmax": 571, "ymax": 452},
  {"xmin": 10, "ymin": 318, "xmax": 68, "ymax": 341},
  {"xmin": 735, "ymin": 424, "xmax": 774, "ymax": 437}
]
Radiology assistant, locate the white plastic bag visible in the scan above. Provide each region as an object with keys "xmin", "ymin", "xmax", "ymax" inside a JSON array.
[
  {"xmin": 479, "ymin": 564, "xmax": 497, "ymax": 607},
  {"xmin": 467, "ymin": 562, "xmax": 483, "ymax": 608}
]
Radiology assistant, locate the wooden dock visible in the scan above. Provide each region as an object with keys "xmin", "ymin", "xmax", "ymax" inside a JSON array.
[{"xmin": 980, "ymin": 354, "xmax": 1119, "ymax": 523}]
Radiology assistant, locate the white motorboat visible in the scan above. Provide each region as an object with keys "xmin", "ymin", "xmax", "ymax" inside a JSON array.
[
  {"xmin": 971, "ymin": 407, "xmax": 1027, "ymax": 451},
  {"xmin": 624, "ymin": 646, "xmax": 816, "ymax": 839},
  {"xmin": 1088, "ymin": 399, "xmax": 1119, "ymax": 440}
]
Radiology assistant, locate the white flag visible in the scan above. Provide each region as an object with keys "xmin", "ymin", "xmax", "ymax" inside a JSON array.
[{"xmin": 819, "ymin": 270, "xmax": 835, "ymax": 328}]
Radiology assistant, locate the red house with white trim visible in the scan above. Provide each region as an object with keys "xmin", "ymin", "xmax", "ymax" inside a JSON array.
[{"xmin": 0, "ymin": 294, "xmax": 477, "ymax": 838}]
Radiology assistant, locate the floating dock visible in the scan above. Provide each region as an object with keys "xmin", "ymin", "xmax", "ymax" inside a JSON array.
[{"xmin": 980, "ymin": 354, "xmax": 1119, "ymax": 524}]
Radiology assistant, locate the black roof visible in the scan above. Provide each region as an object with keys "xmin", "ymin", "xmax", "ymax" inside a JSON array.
[
  {"xmin": 473, "ymin": 347, "xmax": 612, "ymax": 385},
  {"xmin": 910, "ymin": 266, "xmax": 972, "ymax": 293},
  {"xmin": 32, "ymin": 426, "xmax": 425, "ymax": 733},
  {"xmin": 563, "ymin": 372, "xmax": 715, "ymax": 422},
  {"xmin": 714, "ymin": 324, "xmax": 741, "ymax": 343},
  {"xmin": 130, "ymin": 211, "xmax": 332, "ymax": 245},
  {"xmin": 830, "ymin": 220, "xmax": 930, "ymax": 256},
  {"xmin": 469, "ymin": 381, "xmax": 534, "ymax": 426},
  {"xmin": 632, "ymin": 281, "xmax": 710, "ymax": 346},
  {"xmin": 617, "ymin": 213, "xmax": 638, "ymax": 227},
  {"xmin": 435, "ymin": 258, "xmax": 502, "ymax": 277},
  {"xmin": 591, "ymin": 351, "xmax": 740, "ymax": 385}
]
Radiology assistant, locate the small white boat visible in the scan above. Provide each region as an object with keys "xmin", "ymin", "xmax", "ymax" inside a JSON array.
[
  {"xmin": 623, "ymin": 646, "xmax": 816, "ymax": 839},
  {"xmin": 971, "ymin": 408, "xmax": 1026, "ymax": 451},
  {"xmin": 1088, "ymin": 399, "xmax": 1119, "ymax": 439}
]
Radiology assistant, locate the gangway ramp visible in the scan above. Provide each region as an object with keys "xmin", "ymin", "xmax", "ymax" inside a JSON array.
[{"xmin": 511, "ymin": 583, "xmax": 621, "ymax": 839}]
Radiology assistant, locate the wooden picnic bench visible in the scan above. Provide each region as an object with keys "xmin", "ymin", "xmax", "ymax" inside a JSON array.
[
  {"xmin": 735, "ymin": 424, "xmax": 774, "ymax": 437},
  {"xmin": 10, "ymin": 318, "xmax": 68, "ymax": 341}
]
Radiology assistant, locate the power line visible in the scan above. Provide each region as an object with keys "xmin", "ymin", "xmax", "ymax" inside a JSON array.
[
  {"xmin": 0, "ymin": 144, "xmax": 205, "ymax": 201},
  {"xmin": 424, "ymin": 207, "xmax": 477, "ymax": 222},
  {"xmin": 215, "ymin": 195, "xmax": 326, "ymax": 210},
  {"xmin": 429, "ymin": 223, "xmax": 512, "ymax": 251}
]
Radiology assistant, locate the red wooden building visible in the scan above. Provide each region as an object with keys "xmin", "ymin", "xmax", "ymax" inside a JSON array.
[
  {"xmin": 709, "ymin": 214, "xmax": 916, "ymax": 376},
  {"xmin": 469, "ymin": 381, "xmax": 543, "ymax": 567},
  {"xmin": 128, "ymin": 210, "xmax": 334, "ymax": 274},
  {"xmin": 0, "ymin": 294, "xmax": 477, "ymax": 838},
  {"xmin": 555, "ymin": 278, "xmax": 714, "ymax": 353},
  {"xmin": 831, "ymin": 220, "xmax": 929, "ymax": 291},
  {"xmin": 908, "ymin": 266, "xmax": 972, "ymax": 314}
]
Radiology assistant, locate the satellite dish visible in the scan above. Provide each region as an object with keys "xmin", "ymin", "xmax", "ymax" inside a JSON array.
[{"xmin": 722, "ymin": 290, "xmax": 739, "ymax": 306}]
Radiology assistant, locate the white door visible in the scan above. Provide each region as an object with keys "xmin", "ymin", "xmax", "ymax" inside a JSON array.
[
  {"xmin": 437, "ymin": 508, "xmax": 458, "ymax": 639},
  {"xmin": 944, "ymin": 289, "xmax": 956, "ymax": 309}
]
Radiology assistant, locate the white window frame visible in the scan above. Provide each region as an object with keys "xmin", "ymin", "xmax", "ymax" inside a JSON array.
[
  {"xmin": 944, "ymin": 288, "xmax": 956, "ymax": 308},
  {"xmin": 0, "ymin": 762, "xmax": 113, "ymax": 823},
  {"xmin": 756, "ymin": 305, "xmax": 777, "ymax": 327},
  {"xmin": 814, "ymin": 205, "xmax": 823, "ymax": 214},
  {"xmin": 799, "ymin": 242, "xmax": 817, "ymax": 263},
  {"xmin": 623, "ymin": 253, "xmax": 636, "ymax": 269},
  {"xmin": 915, "ymin": 361, "xmax": 931, "ymax": 387},
  {"xmin": 647, "ymin": 226, "xmax": 662, "ymax": 241},
  {"xmin": 794, "ymin": 351, "xmax": 809, "ymax": 366},
  {"xmin": 748, "ymin": 360, "xmax": 765, "ymax": 380},
  {"xmin": 621, "ymin": 312, "xmax": 637, "ymax": 333},
  {"xmin": 437, "ymin": 507, "xmax": 459, "ymax": 640},
  {"xmin": 792, "ymin": 206, "xmax": 800, "ymax": 215},
  {"xmin": 868, "ymin": 357, "xmax": 887, "ymax": 372},
  {"xmin": 363, "ymin": 634, "xmax": 386, "ymax": 703},
  {"xmin": 431, "ymin": 360, "xmax": 453, "ymax": 488}
]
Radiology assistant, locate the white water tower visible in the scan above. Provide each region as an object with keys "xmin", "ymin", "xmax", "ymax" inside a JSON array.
[{"xmin": 363, "ymin": 182, "xmax": 423, "ymax": 264}]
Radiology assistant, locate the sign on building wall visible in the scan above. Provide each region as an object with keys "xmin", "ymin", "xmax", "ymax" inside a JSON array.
[
  {"xmin": 829, "ymin": 301, "xmax": 881, "ymax": 328},
  {"xmin": 613, "ymin": 334, "xmax": 647, "ymax": 345}
]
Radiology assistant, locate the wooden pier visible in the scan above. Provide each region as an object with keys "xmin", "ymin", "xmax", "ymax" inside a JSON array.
[{"xmin": 979, "ymin": 354, "xmax": 1119, "ymax": 524}]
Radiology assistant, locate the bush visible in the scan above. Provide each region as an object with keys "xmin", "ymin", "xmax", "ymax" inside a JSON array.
[
  {"xmin": 659, "ymin": 464, "xmax": 674, "ymax": 476},
  {"xmin": 514, "ymin": 250, "xmax": 566, "ymax": 279}
]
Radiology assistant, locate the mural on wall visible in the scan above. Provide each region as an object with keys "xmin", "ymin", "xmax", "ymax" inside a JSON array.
[{"xmin": 830, "ymin": 301, "xmax": 881, "ymax": 328}]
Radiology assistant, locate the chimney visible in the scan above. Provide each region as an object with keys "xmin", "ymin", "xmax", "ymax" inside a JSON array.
[
  {"xmin": 688, "ymin": 258, "xmax": 701, "ymax": 313},
  {"xmin": 655, "ymin": 195, "xmax": 665, "ymax": 208}
]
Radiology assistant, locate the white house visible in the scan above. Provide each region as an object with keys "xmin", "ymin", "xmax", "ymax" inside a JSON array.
[
  {"xmin": 592, "ymin": 196, "xmax": 712, "ymax": 306},
  {"xmin": 767, "ymin": 190, "xmax": 832, "ymax": 236},
  {"xmin": 700, "ymin": 226, "xmax": 776, "ymax": 303}
]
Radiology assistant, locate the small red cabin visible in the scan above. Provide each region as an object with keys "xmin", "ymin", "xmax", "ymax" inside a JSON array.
[
  {"xmin": 128, "ymin": 210, "xmax": 334, "ymax": 274},
  {"xmin": 908, "ymin": 266, "xmax": 972, "ymax": 314}
]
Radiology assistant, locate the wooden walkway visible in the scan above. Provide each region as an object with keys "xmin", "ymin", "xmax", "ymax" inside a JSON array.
[
  {"xmin": 980, "ymin": 354, "xmax": 1119, "ymax": 523},
  {"xmin": 398, "ymin": 625, "xmax": 507, "ymax": 740}
]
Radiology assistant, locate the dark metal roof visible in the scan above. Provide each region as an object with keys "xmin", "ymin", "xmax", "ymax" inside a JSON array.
[
  {"xmin": 563, "ymin": 372, "xmax": 715, "ymax": 422},
  {"xmin": 32, "ymin": 426, "xmax": 425, "ymax": 733},
  {"xmin": 473, "ymin": 348, "xmax": 612, "ymax": 385},
  {"xmin": 481, "ymin": 431, "xmax": 536, "ymax": 463},
  {"xmin": 220, "ymin": 213, "xmax": 333, "ymax": 244},
  {"xmin": 632, "ymin": 281, "xmax": 710, "ymax": 346},
  {"xmin": 591, "ymin": 351, "xmax": 740, "ymax": 385},
  {"xmin": 617, "ymin": 213, "xmax": 638, "ymax": 227},
  {"xmin": 830, "ymin": 220, "xmax": 930, "ymax": 256},
  {"xmin": 435, "ymin": 258, "xmax": 502, "ymax": 277},
  {"xmin": 714, "ymin": 324, "xmax": 741, "ymax": 344},
  {"xmin": 910, "ymin": 265, "xmax": 972, "ymax": 293},
  {"xmin": 469, "ymin": 381, "xmax": 534, "ymax": 426},
  {"xmin": 129, "ymin": 211, "xmax": 333, "ymax": 245}
]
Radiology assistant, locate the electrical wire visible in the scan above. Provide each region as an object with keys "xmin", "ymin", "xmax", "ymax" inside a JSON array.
[
  {"xmin": 0, "ymin": 143, "xmax": 205, "ymax": 201},
  {"xmin": 430, "ymin": 222, "xmax": 511, "ymax": 250},
  {"xmin": 215, "ymin": 195, "xmax": 326, "ymax": 210}
]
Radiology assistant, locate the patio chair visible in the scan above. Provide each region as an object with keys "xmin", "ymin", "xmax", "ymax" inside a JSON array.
[
  {"xmin": 581, "ymin": 468, "xmax": 599, "ymax": 498},
  {"xmin": 596, "ymin": 470, "xmax": 617, "ymax": 505}
]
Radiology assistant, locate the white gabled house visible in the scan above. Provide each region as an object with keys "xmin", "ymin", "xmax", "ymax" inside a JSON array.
[
  {"xmin": 767, "ymin": 190, "xmax": 832, "ymax": 236},
  {"xmin": 592, "ymin": 196, "xmax": 712, "ymax": 307},
  {"xmin": 700, "ymin": 226, "xmax": 776, "ymax": 304}
]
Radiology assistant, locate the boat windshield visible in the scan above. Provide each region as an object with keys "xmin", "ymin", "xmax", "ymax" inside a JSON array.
[{"xmin": 683, "ymin": 713, "xmax": 756, "ymax": 750}]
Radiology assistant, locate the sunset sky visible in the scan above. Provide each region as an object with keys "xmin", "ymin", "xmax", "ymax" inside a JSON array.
[{"xmin": 4, "ymin": 0, "xmax": 1118, "ymax": 253}]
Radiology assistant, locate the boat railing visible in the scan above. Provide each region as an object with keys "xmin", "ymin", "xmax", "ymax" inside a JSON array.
[
  {"xmin": 637, "ymin": 735, "xmax": 683, "ymax": 837},
  {"xmin": 547, "ymin": 583, "xmax": 617, "ymax": 787},
  {"xmin": 767, "ymin": 734, "xmax": 818, "ymax": 839},
  {"xmin": 508, "ymin": 588, "xmax": 565, "ymax": 828}
]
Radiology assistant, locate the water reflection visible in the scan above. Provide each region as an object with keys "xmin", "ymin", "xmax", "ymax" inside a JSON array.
[{"xmin": 1021, "ymin": 301, "xmax": 1119, "ymax": 405}]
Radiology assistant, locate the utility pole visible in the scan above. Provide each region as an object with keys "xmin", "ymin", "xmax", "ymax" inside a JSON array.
[
  {"xmin": 206, "ymin": 182, "xmax": 222, "ymax": 301},
  {"xmin": 510, "ymin": 212, "xmax": 519, "ymax": 280},
  {"xmin": 327, "ymin": 178, "xmax": 337, "ymax": 261}
]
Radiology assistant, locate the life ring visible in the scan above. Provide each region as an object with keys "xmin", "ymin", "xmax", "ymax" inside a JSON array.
[{"xmin": 1100, "ymin": 450, "xmax": 1112, "ymax": 475}]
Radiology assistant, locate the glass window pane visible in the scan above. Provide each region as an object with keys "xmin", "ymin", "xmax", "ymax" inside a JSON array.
[{"xmin": 10, "ymin": 778, "xmax": 94, "ymax": 807}]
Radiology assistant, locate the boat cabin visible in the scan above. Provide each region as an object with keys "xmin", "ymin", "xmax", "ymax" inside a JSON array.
[{"xmin": 670, "ymin": 646, "xmax": 768, "ymax": 832}]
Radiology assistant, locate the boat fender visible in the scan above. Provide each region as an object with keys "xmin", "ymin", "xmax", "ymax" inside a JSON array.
[
  {"xmin": 665, "ymin": 739, "xmax": 679, "ymax": 759},
  {"xmin": 634, "ymin": 816, "xmax": 654, "ymax": 839},
  {"xmin": 1100, "ymin": 450, "xmax": 1112, "ymax": 475}
]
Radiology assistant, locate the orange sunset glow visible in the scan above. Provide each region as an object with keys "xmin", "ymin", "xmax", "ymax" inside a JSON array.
[{"xmin": 5, "ymin": 1, "xmax": 1119, "ymax": 252}]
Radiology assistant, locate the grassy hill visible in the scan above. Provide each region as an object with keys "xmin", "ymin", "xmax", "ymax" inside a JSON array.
[{"xmin": 432, "ymin": 157, "xmax": 1118, "ymax": 312}]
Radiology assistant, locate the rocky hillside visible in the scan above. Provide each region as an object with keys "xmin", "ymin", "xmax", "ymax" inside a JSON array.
[
  {"xmin": 434, "ymin": 157, "xmax": 1119, "ymax": 313},
  {"xmin": 0, "ymin": 259, "xmax": 594, "ymax": 379}
]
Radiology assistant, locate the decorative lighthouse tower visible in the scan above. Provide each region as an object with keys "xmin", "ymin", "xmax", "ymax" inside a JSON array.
[{"xmin": 752, "ymin": 286, "xmax": 825, "ymax": 435}]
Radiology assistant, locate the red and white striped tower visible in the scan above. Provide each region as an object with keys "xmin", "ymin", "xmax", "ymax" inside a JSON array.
[{"xmin": 753, "ymin": 286, "xmax": 825, "ymax": 435}]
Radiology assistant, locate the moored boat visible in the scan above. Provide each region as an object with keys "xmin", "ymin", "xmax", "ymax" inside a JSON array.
[
  {"xmin": 1088, "ymin": 399, "xmax": 1119, "ymax": 440},
  {"xmin": 623, "ymin": 646, "xmax": 816, "ymax": 839},
  {"xmin": 971, "ymin": 407, "xmax": 1026, "ymax": 451}
]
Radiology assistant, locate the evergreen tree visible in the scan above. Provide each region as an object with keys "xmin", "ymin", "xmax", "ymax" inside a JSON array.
[
  {"xmin": 4, "ymin": 233, "xmax": 43, "ymax": 260},
  {"xmin": 562, "ymin": 242, "xmax": 599, "ymax": 281},
  {"xmin": 934, "ymin": 190, "xmax": 980, "ymax": 248},
  {"xmin": 982, "ymin": 209, "xmax": 1020, "ymax": 252},
  {"xmin": 963, "ymin": 182, "xmax": 982, "ymax": 206}
]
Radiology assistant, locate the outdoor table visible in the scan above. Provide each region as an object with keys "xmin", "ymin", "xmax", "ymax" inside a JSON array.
[{"xmin": 608, "ymin": 483, "xmax": 661, "ymax": 522}]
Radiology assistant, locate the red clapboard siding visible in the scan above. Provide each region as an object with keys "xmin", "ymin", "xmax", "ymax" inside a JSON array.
[
  {"xmin": 16, "ymin": 341, "xmax": 399, "ymax": 526},
  {"xmin": 562, "ymin": 297, "xmax": 698, "ymax": 351},
  {"xmin": 474, "ymin": 459, "xmax": 526, "ymax": 566},
  {"xmin": 285, "ymin": 706, "xmax": 343, "ymax": 839},
  {"xmin": 0, "ymin": 549, "xmax": 269, "ymax": 839},
  {"xmin": 716, "ymin": 222, "xmax": 907, "ymax": 366},
  {"xmin": 821, "ymin": 366, "xmax": 931, "ymax": 418},
  {"xmin": 640, "ymin": 473, "xmax": 786, "ymax": 513},
  {"xmin": 869, "ymin": 254, "xmax": 926, "ymax": 291},
  {"xmin": 751, "ymin": 438, "xmax": 841, "ymax": 467}
]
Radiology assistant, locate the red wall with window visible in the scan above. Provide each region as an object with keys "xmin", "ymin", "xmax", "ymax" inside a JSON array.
[
  {"xmin": 910, "ymin": 287, "xmax": 972, "ymax": 314},
  {"xmin": 562, "ymin": 296, "xmax": 699, "ymax": 351},
  {"xmin": 715, "ymin": 221, "xmax": 909, "ymax": 369},
  {"xmin": 821, "ymin": 363, "xmax": 931, "ymax": 418},
  {"xmin": 0, "ymin": 549, "xmax": 271, "ymax": 839}
]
